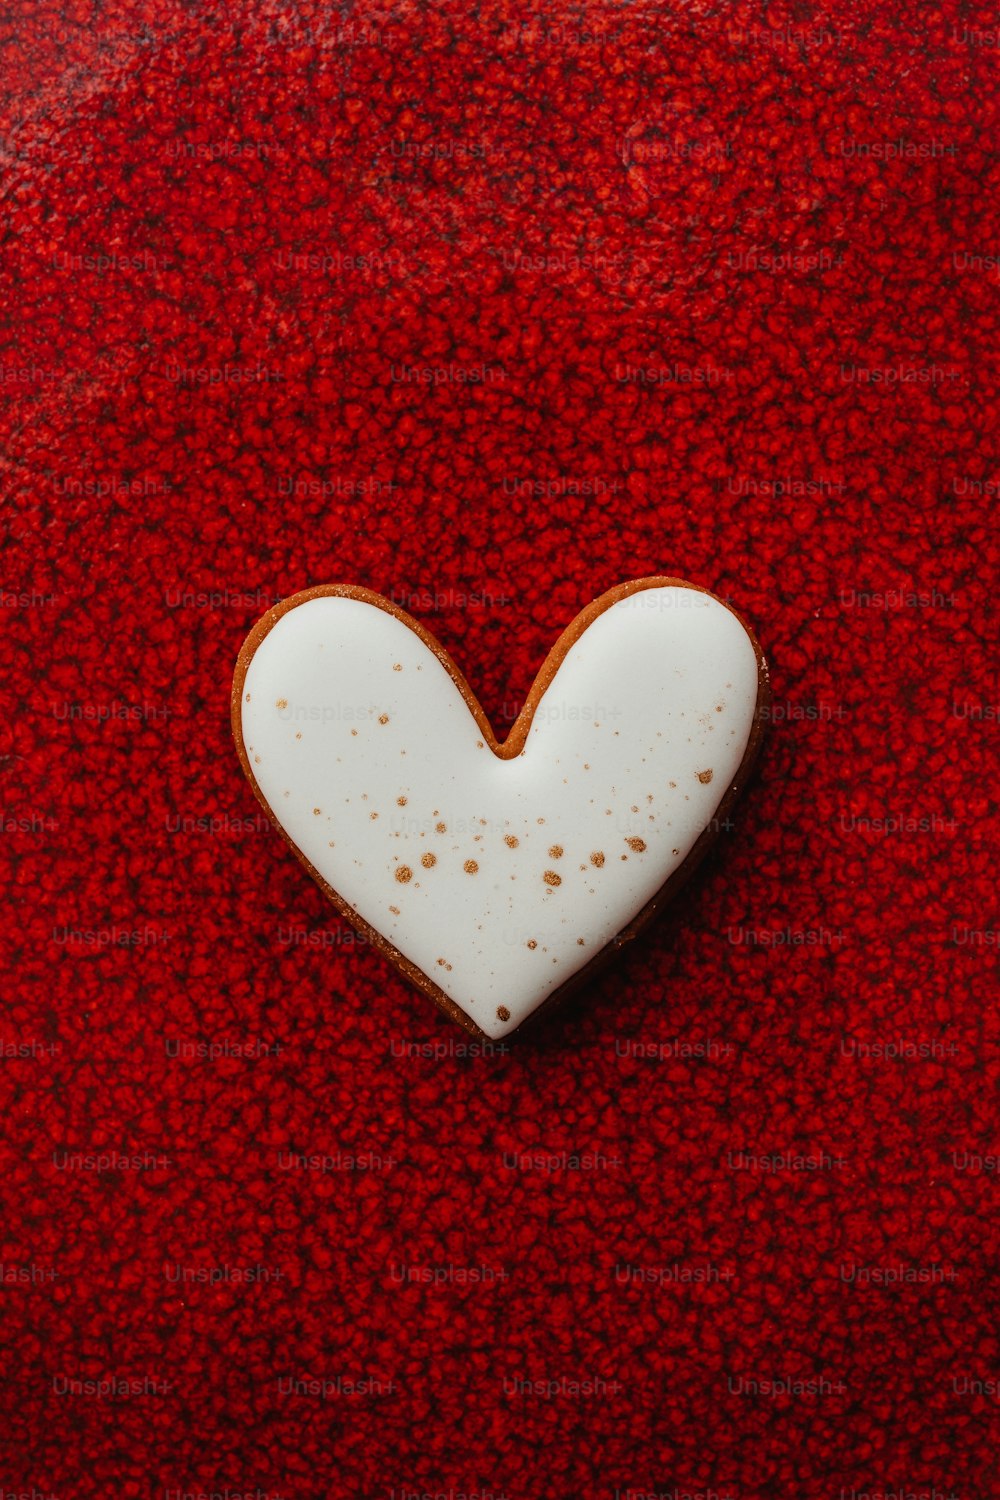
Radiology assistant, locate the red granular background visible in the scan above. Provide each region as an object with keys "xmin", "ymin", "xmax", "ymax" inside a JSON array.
[{"xmin": 1, "ymin": 1, "xmax": 998, "ymax": 1494}]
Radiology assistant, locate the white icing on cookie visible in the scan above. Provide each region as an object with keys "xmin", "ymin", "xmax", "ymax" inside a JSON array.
[{"xmin": 238, "ymin": 584, "xmax": 761, "ymax": 1038}]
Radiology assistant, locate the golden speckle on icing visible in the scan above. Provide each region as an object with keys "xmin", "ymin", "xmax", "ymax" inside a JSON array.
[
  {"xmin": 497, "ymin": 1005, "xmax": 510, "ymax": 1021},
  {"xmin": 395, "ymin": 866, "xmax": 412, "ymax": 884},
  {"xmin": 625, "ymin": 837, "xmax": 647, "ymax": 853},
  {"xmin": 397, "ymin": 796, "xmax": 407, "ymax": 806},
  {"xmin": 548, "ymin": 845, "xmax": 564, "ymax": 859},
  {"xmin": 393, "ymin": 663, "xmax": 402, "ymax": 672},
  {"xmin": 351, "ymin": 729, "xmax": 358, "ymax": 737},
  {"xmin": 378, "ymin": 714, "xmax": 389, "ymax": 725},
  {"xmin": 313, "ymin": 807, "xmax": 321, "ymax": 816},
  {"xmin": 504, "ymin": 834, "xmax": 519, "ymax": 848},
  {"xmin": 436, "ymin": 821, "xmax": 447, "ymax": 833},
  {"xmin": 389, "ymin": 904, "xmax": 400, "ymax": 915},
  {"xmin": 464, "ymin": 859, "xmax": 479, "ymax": 874},
  {"xmin": 527, "ymin": 940, "xmax": 537, "ymax": 950},
  {"xmin": 275, "ymin": 698, "xmax": 286, "ymax": 709},
  {"xmin": 543, "ymin": 870, "xmax": 561, "ymax": 887},
  {"xmin": 421, "ymin": 852, "xmax": 436, "ymax": 869},
  {"xmin": 590, "ymin": 851, "xmax": 605, "ymax": 867},
  {"xmin": 697, "ymin": 769, "xmax": 714, "ymax": 783}
]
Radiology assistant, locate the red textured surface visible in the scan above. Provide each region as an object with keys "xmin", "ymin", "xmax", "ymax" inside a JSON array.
[{"xmin": 2, "ymin": 1, "xmax": 998, "ymax": 1494}]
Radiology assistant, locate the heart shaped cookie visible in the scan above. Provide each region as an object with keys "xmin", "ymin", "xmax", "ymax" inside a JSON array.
[{"xmin": 232, "ymin": 578, "xmax": 768, "ymax": 1039}]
